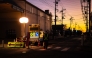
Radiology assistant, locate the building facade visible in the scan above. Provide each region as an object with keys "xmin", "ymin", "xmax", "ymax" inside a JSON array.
[
  {"xmin": 0, "ymin": 0, "xmax": 52, "ymax": 39},
  {"xmin": 90, "ymin": 12, "xmax": 92, "ymax": 33}
]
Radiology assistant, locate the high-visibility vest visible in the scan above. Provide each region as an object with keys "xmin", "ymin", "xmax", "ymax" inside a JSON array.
[{"xmin": 44, "ymin": 34, "xmax": 48, "ymax": 40}]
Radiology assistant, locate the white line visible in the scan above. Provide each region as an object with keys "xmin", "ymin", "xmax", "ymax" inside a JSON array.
[
  {"xmin": 61, "ymin": 47, "xmax": 70, "ymax": 51},
  {"xmin": 48, "ymin": 46, "xmax": 52, "ymax": 49},
  {"xmin": 53, "ymin": 47, "xmax": 62, "ymax": 49}
]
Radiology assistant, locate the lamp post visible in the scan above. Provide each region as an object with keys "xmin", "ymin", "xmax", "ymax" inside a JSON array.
[
  {"xmin": 19, "ymin": 17, "xmax": 28, "ymax": 37},
  {"xmin": 19, "ymin": 0, "xmax": 28, "ymax": 37},
  {"xmin": 19, "ymin": 0, "xmax": 29, "ymax": 49}
]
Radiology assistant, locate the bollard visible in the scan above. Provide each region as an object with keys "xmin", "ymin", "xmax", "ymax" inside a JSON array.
[{"xmin": 2, "ymin": 40, "xmax": 4, "ymax": 48}]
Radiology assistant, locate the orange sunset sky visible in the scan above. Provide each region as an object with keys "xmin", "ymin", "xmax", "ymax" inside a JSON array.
[{"xmin": 27, "ymin": 0, "xmax": 92, "ymax": 32}]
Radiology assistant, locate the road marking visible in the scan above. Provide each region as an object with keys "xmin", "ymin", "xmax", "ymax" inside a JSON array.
[
  {"xmin": 22, "ymin": 51, "xmax": 26, "ymax": 53},
  {"xmin": 48, "ymin": 46, "xmax": 52, "ymax": 49},
  {"xmin": 61, "ymin": 47, "xmax": 70, "ymax": 51},
  {"xmin": 39, "ymin": 48, "xmax": 46, "ymax": 51},
  {"xmin": 53, "ymin": 47, "xmax": 61, "ymax": 49}
]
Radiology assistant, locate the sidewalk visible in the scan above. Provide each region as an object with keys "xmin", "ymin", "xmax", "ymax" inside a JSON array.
[{"xmin": 80, "ymin": 40, "xmax": 92, "ymax": 52}]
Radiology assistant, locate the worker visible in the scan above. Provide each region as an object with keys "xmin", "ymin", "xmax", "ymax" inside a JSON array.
[{"xmin": 43, "ymin": 31, "xmax": 49, "ymax": 49}]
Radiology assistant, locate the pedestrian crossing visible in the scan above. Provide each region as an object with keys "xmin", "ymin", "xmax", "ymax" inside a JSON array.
[
  {"xmin": 47, "ymin": 46, "xmax": 70, "ymax": 51},
  {"xmin": 30, "ymin": 37, "xmax": 81, "ymax": 51},
  {"xmin": 53, "ymin": 47, "xmax": 61, "ymax": 49},
  {"xmin": 61, "ymin": 47, "xmax": 70, "ymax": 51},
  {"xmin": 38, "ymin": 46, "xmax": 80, "ymax": 51}
]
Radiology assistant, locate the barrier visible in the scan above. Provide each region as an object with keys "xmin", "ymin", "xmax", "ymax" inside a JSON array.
[{"xmin": 7, "ymin": 42, "xmax": 24, "ymax": 48}]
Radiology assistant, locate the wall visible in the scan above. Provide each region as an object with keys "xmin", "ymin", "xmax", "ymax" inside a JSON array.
[{"xmin": 0, "ymin": 0, "xmax": 52, "ymax": 39}]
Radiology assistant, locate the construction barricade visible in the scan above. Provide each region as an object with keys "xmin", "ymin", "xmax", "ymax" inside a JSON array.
[{"xmin": 7, "ymin": 42, "xmax": 24, "ymax": 48}]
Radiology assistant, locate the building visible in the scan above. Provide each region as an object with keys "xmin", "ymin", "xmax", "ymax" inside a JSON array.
[
  {"xmin": 90, "ymin": 12, "xmax": 92, "ymax": 33},
  {"xmin": 0, "ymin": 0, "xmax": 52, "ymax": 39}
]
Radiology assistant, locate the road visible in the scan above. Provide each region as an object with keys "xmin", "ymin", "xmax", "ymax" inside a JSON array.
[{"xmin": 0, "ymin": 36, "xmax": 92, "ymax": 58}]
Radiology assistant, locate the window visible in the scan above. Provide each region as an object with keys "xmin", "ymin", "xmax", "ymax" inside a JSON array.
[
  {"xmin": 30, "ymin": 7, "xmax": 32, "ymax": 13},
  {"xmin": 32, "ymin": 7, "xmax": 34, "ymax": 13},
  {"xmin": 40, "ymin": 12, "xmax": 44, "ymax": 17},
  {"xmin": 46, "ymin": 15, "xmax": 50, "ymax": 20}
]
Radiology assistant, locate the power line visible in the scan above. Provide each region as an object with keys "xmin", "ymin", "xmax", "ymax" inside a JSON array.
[
  {"xmin": 59, "ymin": 0, "xmax": 83, "ymax": 17},
  {"xmin": 80, "ymin": 0, "xmax": 89, "ymax": 32},
  {"xmin": 38, "ymin": 0, "xmax": 54, "ymax": 9},
  {"xmin": 43, "ymin": 0, "xmax": 54, "ymax": 7},
  {"xmin": 58, "ymin": 1, "xmax": 72, "ymax": 17},
  {"xmin": 38, "ymin": 0, "xmax": 56, "ymax": 18}
]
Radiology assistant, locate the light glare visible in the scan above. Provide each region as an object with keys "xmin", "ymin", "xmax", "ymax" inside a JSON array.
[{"xmin": 19, "ymin": 17, "xmax": 28, "ymax": 23}]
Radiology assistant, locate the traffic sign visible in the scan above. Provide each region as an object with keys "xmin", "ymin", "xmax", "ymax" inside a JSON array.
[{"xmin": 7, "ymin": 42, "xmax": 24, "ymax": 48}]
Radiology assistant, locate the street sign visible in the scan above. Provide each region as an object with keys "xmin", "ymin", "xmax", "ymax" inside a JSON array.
[
  {"xmin": 40, "ymin": 31, "xmax": 44, "ymax": 38},
  {"xmin": 7, "ymin": 42, "xmax": 24, "ymax": 48},
  {"xmin": 12, "ymin": 5, "xmax": 24, "ymax": 13},
  {"xmin": 30, "ymin": 31, "xmax": 39, "ymax": 38}
]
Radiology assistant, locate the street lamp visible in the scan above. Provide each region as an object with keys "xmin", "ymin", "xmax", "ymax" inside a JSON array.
[
  {"xmin": 19, "ymin": 17, "xmax": 28, "ymax": 37},
  {"xmin": 19, "ymin": 0, "xmax": 28, "ymax": 37},
  {"xmin": 19, "ymin": 17, "xmax": 28, "ymax": 23},
  {"xmin": 19, "ymin": 0, "xmax": 29, "ymax": 49}
]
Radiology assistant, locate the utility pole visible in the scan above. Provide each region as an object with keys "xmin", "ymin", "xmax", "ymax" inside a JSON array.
[
  {"xmin": 70, "ymin": 17, "xmax": 73, "ymax": 30},
  {"xmin": 80, "ymin": 0, "xmax": 89, "ymax": 32},
  {"xmin": 60, "ymin": 8, "xmax": 66, "ymax": 25},
  {"xmin": 88, "ymin": 0, "xmax": 91, "ymax": 34},
  {"xmin": 54, "ymin": 0, "xmax": 60, "ymax": 34},
  {"xmin": 75, "ymin": 22, "xmax": 77, "ymax": 30},
  {"xmin": 55, "ymin": 0, "xmax": 56, "ymax": 34}
]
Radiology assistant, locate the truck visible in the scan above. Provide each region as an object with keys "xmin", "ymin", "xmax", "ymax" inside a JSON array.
[{"xmin": 27, "ymin": 24, "xmax": 44, "ymax": 46}]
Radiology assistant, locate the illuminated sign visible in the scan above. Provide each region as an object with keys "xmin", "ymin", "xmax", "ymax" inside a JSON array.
[
  {"xmin": 30, "ymin": 27, "xmax": 39, "ymax": 30},
  {"xmin": 40, "ymin": 31, "xmax": 44, "ymax": 38},
  {"xmin": 30, "ymin": 31, "xmax": 39, "ymax": 38},
  {"xmin": 12, "ymin": 5, "xmax": 24, "ymax": 13},
  {"xmin": 7, "ymin": 42, "xmax": 24, "ymax": 48}
]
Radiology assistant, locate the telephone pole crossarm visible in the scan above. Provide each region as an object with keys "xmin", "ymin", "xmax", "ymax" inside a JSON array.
[{"xmin": 60, "ymin": 8, "xmax": 66, "ymax": 25}]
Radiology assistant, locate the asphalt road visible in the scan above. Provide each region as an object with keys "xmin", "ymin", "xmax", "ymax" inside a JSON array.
[{"xmin": 0, "ymin": 36, "xmax": 92, "ymax": 58}]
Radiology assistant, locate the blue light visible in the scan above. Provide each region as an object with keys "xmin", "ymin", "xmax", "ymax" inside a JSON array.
[{"xmin": 35, "ymin": 32, "xmax": 39, "ymax": 36}]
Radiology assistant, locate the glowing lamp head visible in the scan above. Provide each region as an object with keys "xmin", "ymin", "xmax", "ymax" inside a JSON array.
[{"xmin": 19, "ymin": 17, "xmax": 28, "ymax": 23}]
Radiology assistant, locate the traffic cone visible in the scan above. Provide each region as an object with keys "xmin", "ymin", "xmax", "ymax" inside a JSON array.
[{"xmin": 38, "ymin": 40, "xmax": 40, "ymax": 46}]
